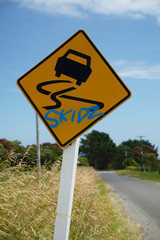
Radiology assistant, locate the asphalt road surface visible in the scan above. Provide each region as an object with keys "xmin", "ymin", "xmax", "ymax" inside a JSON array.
[{"xmin": 99, "ymin": 171, "xmax": 160, "ymax": 240}]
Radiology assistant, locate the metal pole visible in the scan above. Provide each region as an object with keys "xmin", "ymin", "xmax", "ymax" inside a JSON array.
[
  {"xmin": 53, "ymin": 138, "xmax": 80, "ymax": 240},
  {"xmin": 137, "ymin": 136, "xmax": 145, "ymax": 172},
  {"xmin": 125, "ymin": 147, "xmax": 128, "ymax": 169},
  {"xmin": 36, "ymin": 113, "xmax": 41, "ymax": 180}
]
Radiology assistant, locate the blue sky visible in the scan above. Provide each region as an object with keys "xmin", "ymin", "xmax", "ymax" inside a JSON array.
[{"xmin": 0, "ymin": 0, "xmax": 160, "ymax": 150}]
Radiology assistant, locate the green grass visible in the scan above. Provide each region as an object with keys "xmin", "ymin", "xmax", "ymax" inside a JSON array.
[
  {"xmin": 94, "ymin": 179, "xmax": 144, "ymax": 240},
  {"xmin": 117, "ymin": 170, "xmax": 160, "ymax": 182}
]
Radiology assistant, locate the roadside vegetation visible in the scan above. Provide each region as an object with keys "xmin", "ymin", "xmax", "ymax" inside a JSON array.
[
  {"xmin": 0, "ymin": 131, "xmax": 158, "ymax": 239},
  {"xmin": 79, "ymin": 131, "xmax": 159, "ymax": 171},
  {"xmin": 0, "ymin": 130, "xmax": 159, "ymax": 172},
  {"xmin": 0, "ymin": 161, "xmax": 144, "ymax": 239},
  {"xmin": 117, "ymin": 169, "xmax": 160, "ymax": 183}
]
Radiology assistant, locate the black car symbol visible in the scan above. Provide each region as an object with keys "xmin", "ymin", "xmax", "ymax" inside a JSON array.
[{"xmin": 55, "ymin": 49, "xmax": 92, "ymax": 86}]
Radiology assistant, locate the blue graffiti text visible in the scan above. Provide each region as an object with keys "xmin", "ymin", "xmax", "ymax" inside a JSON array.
[{"xmin": 44, "ymin": 105, "xmax": 104, "ymax": 128}]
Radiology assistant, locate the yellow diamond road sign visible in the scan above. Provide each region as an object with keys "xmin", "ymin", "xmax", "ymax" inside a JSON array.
[{"xmin": 17, "ymin": 30, "xmax": 131, "ymax": 148}]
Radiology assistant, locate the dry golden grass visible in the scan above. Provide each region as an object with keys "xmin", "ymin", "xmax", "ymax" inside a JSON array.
[
  {"xmin": 0, "ymin": 164, "xmax": 144, "ymax": 240},
  {"xmin": 71, "ymin": 167, "xmax": 144, "ymax": 240}
]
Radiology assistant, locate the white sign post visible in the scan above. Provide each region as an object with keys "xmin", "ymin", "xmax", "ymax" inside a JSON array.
[{"xmin": 53, "ymin": 138, "xmax": 80, "ymax": 240}]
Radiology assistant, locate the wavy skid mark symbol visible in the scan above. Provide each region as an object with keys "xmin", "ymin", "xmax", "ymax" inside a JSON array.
[
  {"xmin": 37, "ymin": 80, "xmax": 75, "ymax": 109},
  {"xmin": 60, "ymin": 95, "xmax": 104, "ymax": 109},
  {"xmin": 37, "ymin": 80, "xmax": 104, "ymax": 110}
]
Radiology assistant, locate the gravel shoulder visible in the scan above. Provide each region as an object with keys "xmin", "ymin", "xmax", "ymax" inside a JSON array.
[{"xmin": 99, "ymin": 171, "xmax": 160, "ymax": 240}]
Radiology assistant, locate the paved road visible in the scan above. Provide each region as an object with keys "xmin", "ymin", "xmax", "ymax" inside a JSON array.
[{"xmin": 99, "ymin": 171, "xmax": 160, "ymax": 240}]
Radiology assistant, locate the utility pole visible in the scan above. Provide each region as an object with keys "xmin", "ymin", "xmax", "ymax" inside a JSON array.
[
  {"xmin": 36, "ymin": 113, "xmax": 41, "ymax": 182},
  {"xmin": 124, "ymin": 146, "xmax": 128, "ymax": 169},
  {"xmin": 137, "ymin": 136, "xmax": 145, "ymax": 172}
]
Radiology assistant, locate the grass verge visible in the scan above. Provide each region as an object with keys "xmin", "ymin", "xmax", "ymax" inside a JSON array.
[
  {"xmin": 0, "ymin": 166, "xmax": 144, "ymax": 239},
  {"xmin": 116, "ymin": 170, "xmax": 160, "ymax": 182}
]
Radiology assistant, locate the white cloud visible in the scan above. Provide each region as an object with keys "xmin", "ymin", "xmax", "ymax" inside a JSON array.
[
  {"xmin": 5, "ymin": 87, "xmax": 20, "ymax": 93},
  {"xmin": 113, "ymin": 60, "xmax": 160, "ymax": 80},
  {"xmin": 8, "ymin": 0, "xmax": 160, "ymax": 23}
]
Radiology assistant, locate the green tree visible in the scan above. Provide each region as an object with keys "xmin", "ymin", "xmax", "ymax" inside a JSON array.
[
  {"xmin": 0, "ymin": 139, "xmax": 11, "ymax": 167},
  {"xmin": 142, "ymin": 153, "xmax": 159, "ymax": 171},
  {"xmin": 24, "ymin": 144, "xmax": 37, "ymax": 167},
  {"xmin": 0, "ymin": 143, "xmax": 8, "ymax": 165},
  {"xmin": 0, "ymin": 140, "xmax": 63, "ymax": 170},
  {"xmin": 117, "ymin": 139, "xmax": 157, "ymax": 169},
  {"xmin": 79, "ymin": 130, "xmax": 116, "ymax": 170},
  {"xmin": 132, "ymin": 145, "xmax": 158, "ymax": 171},
  {"xmin": 40, "ymin": 143, "xmax": 62, "ymax": 165},
  {"xmin": 9, "ymin": 140, "xmax": 26, "ymax": 164},
  {"xmin": 120, "ymin": 139, "xmax": 154, "ymax": 157},
  {"xmin": 133, "ymin": 144, "xmax": 158, "ymax": 163},
  {"xmin": 9, "ymin": 140, "xmax": 25, "ymax": 153},
  {"xmin": 121, "ymin": 158, "xmax": 140, "ymax": 169},
  {"xmin": 78, "ymin": 156, "xmax": 89, "ymax": 166},
  {"xmin": 111, "ymin": 145, "xmax": 126, "ymax": 169}
]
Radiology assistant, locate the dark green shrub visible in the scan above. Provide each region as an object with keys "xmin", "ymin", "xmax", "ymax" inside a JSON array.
[
  {"xmin": 127, "ymin": 166, "xmax": 141, "ymax": 171},
  {"xmin": 143, "ymin": 153, "xmax": 159, "ymax": 171},
  {"xmin": 78, "ymin": 157, "xmax": 89, "ymax": 166},
  {"xmin": 122, "ymin": 158, "xmax": 139, "ymax": 169}
]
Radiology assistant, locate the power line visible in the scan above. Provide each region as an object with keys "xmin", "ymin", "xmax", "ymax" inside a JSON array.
[{"xmin": 136, "ymin": 136, "xmax": 145, "ymax": 141}]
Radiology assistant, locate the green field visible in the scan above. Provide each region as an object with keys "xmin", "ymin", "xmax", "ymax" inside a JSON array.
[{"xmin": 117, "ymin": 170, "xmax": 160, "ymax": 182}]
